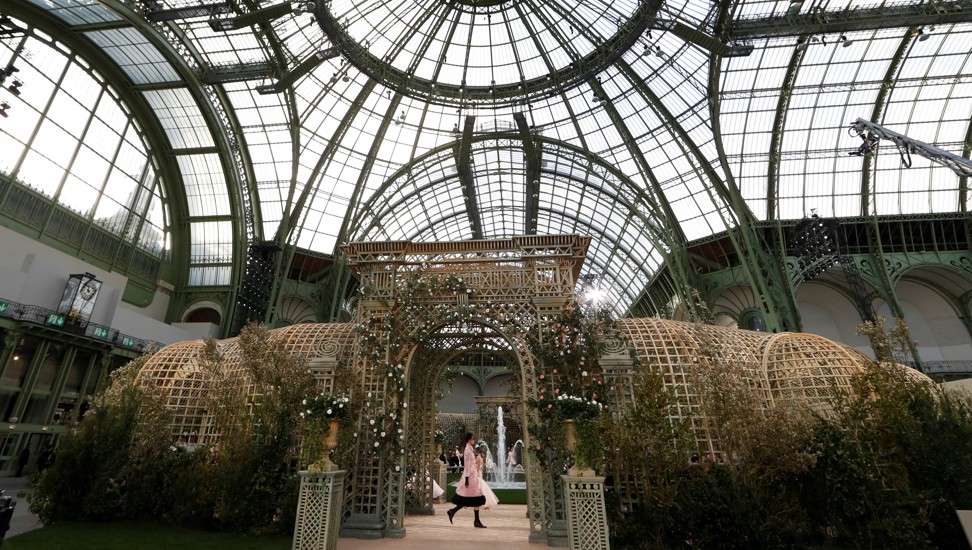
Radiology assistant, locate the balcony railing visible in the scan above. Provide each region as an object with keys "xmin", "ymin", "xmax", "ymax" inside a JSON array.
[
  {"xmin": 0, "ymin": 297, "xmax": 163, "ymax": 352},
  {"xmin": 912, "ymin": 360, "xmax": 972, "ymax": 376}
]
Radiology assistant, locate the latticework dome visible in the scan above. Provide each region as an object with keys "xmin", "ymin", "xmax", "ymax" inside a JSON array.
[
  {"xmin": 617, "ymin": 318, "xmax": 933, "ymax": 455},
  {"xmin": 138, "ymin": 317, "xmax": 932, "ymax": 451},
  {"xmin": 136, "ymin": 323, "xmax": 356, "ymax": 442}
]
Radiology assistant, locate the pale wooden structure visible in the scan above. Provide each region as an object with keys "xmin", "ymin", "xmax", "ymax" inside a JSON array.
[
  {"xmin": 293, "ymin": 470, "xmax": 346, "ymax": 550},
  {"xmin": 562, "ymin": 475, "xmax": 610, "ymax": 550},
  {"xmin": 133, "ymin": 235, "xmax": 930, "ymax": 544}
]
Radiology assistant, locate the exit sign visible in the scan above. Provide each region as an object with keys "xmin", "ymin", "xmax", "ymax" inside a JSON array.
[
  {"xmin": 122, "ymin": 337, "xmax": 135, "ymax": 348},
  {"xmin": 93, "ymin": 326, "xmax": 110, "ymax": 339},
  {"xmin": 0, "ymin": 301, "xmax": 7, "ymax": 315},
  {"xmin": 47, "ymin": 314, "xmax": 65, "ymax": 327}
]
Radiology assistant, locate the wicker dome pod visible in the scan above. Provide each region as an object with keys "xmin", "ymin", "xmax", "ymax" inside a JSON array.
[
  {"xmin": 136, "ymin": 323, "xmax": 357, "ymax": 445},
  {"xmin": 616, "ymin": 318, "xmax": 771, "ymax": 455},
  {"xmin": 759, "ymin": 333, "xmax": 865, "ymax": 414},
  {"xmin": 614, "ymin": 318, "xmax": 935, "ymax": 456},
  {"xmin": 260, "ymin": 322, "xmax": 357, "ymax": 362},
  {"xmin": 134, "ymin": 340, "xmax": 213, "ymax": 442},
  {"xmin": 136, "ymin": 316, "xmax": 934, "ymax": 457},
  {"xmin": 880, "ymin": 360, "xmax": 938, "ymax": 387}
]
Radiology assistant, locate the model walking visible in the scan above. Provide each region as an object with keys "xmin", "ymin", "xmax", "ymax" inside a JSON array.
[{"xmin": 446, "ymin": 432, "xmax": 487, "ymax": 528}]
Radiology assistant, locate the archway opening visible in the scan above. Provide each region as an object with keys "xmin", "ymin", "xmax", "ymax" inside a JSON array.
[{"xmin": 401, "ymin": 318, "xmax": 532, "ymax": 523}]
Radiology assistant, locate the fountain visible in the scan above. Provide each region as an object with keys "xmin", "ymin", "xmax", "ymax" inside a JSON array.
[
  {"xmin": 489, "ymin": 406, "xmax": 526, "ymax": 489},
  {"xmin": 496, "ymin": 406, "xmax": 509, "ymax": 484},
  {"xmin": 493, "ymin": 407, "xmax": 525, "ymax": 482},
  {"xmin": 451, "ymin": 406, "xmax": 527, "ymax": 490}
]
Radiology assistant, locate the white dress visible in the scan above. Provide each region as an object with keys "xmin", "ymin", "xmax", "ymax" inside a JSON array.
[
  {"xmin": 432, "ymin": 479, "xmax": 445, "ymax": 499},
  {"xmin": 481, "ymin": 479, "xmax": 499, "ymax": 508}
]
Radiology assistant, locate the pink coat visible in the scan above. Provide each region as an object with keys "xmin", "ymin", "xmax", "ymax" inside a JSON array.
[{"xmin": 454, "ymin": 443, "xmax": 483, "ymax": 498}]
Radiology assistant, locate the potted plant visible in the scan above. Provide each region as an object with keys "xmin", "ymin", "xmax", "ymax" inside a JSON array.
[
  {"xmin": 301, "ymin": 393, "xmax": 350, "ymax": 472},
  {"xmin": 555, "ymin": 394, "xmax": 603, "ymax": 476}
]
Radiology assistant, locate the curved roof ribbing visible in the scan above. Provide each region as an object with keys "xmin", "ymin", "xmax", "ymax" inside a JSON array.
[{"xmin": 1, "ymin": 0, "xmax": 969, "ymax": 316}]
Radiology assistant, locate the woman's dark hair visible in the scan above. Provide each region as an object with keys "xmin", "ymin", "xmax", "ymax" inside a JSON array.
[{"xmin": 463, "ymin": 432, "xmax": 474, "ymax": 444}]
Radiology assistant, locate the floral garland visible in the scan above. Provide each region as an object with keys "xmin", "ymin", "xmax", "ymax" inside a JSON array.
[
  {"xmin": 527, "ymin": 303, "xmax": 620, "ymax": 470},
  {"xmin": 353, "ymin": 270, "xmax": 518, "ymax": 461},
  {"xmin": 300, "ymin": 393, "xmax": 350, "ymax": 420},
  {"xmin": 352, "ymin": 268, "xmax": 621, "ymax": 474}
]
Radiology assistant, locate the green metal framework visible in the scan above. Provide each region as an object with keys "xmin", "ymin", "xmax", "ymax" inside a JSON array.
[{"xmin": 1, "ymin": 0, "xmax": 971, "ymax": 341}]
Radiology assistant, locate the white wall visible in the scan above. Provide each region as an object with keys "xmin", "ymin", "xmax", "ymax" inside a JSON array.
[
  {"xmin": 797, "ymin": 275, "xmax": 972, "ymax": 364},
  {"xmin": 0, "ymin": 226, "xmax": 213, "ymax": 346},
  {"xmin": 483, "ymin": 373, "xmax": 515, "ymax": 397},
  {"xmin": 437, "ymin": 374, "xmax": 480, "ymax": 414},
  {"xmin": 894, "ymin": 280, "xmax": 972, "ymax": 362},
  {"xmin": 797, "ymin": 282, "xmax": 872, "ymax": 352}
]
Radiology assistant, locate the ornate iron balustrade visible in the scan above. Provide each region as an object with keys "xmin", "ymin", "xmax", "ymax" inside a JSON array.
[{"xmin": 0, "ymin": 297, "xmax": 162, "ymax": 351}]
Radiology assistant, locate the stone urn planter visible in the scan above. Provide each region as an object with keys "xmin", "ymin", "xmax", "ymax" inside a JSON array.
[
  {"xmin": 565, "ymin": 418, "xmax": 595, "ymax": 477},
  {"xmin": 309, "ymin": 418, "xmax": 341, "ymax": 472}
]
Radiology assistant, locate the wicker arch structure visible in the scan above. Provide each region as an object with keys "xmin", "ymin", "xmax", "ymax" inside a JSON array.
[
  {"xmin": 137, "ymin": 340, "xmax": 211, "ymax": 442},
  {"xmin": 338, "ymin": 235, "xmax": 588, "ymax": 542},
  {"xmin": 402, "ymin": 325, "xmax": 520, "ymax": 517},
  {"xmin": 135, "ymin": 235, "xmax": 935, "ymax": 544},
  {"xmin": 136, "ymin": 323, "xmax": 358, "ymax": 445}
]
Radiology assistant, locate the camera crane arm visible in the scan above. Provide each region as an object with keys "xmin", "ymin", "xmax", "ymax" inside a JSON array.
[{"xmin": 848, "ymin": 118, "xmax": 972, "ymax": 178}]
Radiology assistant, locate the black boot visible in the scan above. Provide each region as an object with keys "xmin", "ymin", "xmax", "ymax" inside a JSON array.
[
  {"xmin": 447, "ymin": 506, "xmax": 460, "ymax": 524},
  {"xmin": 474, "ymin": 509, "xmax": 486, "ymax": 528}
]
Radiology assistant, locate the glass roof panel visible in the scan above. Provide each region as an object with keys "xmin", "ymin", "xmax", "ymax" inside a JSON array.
[
  {"xmin": 176, "ymin": 154, "xmax": 232, "ymax": 217},
  {"xmin": 189, "ymin": 265, "xmax": 232, "ymax": 286},
  {"xmin": 189, "ymin": 220, "xmax": 234, "ymax": 264},
  {"xmin": 23, "ymin": 0, "xmax": 122, "ymax": 25},
  {"xmin": 85, "ymin": 29, "xmax": 179, "ymax": 85},
  {"xmin": 329, "ymin": 0, "xmax": 639, "ymax": 90},
  {"xmin": 0, "ymin": 23, "xmax": 168, "ymax": 256},
  {"xmin": 10, "ymin": 0, "xmax": 972, "ymax": 313},
  {"xmin": 141, "ymin": 88, "xmax": 216, "ymax": 149}
]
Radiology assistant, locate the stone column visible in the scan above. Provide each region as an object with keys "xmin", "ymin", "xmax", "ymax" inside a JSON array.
[
  {"xmin": 562, "ymin": 475, "xmax": 610, "ymax": 550},
  {"xmin": 292, "ymin": 470, "xmax": 346, "ymax": 550}
]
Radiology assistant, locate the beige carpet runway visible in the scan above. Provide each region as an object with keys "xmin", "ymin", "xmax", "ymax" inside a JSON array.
[{"xmin": 337, "ymin": 503, "xmax": 539, "ymax": 549}]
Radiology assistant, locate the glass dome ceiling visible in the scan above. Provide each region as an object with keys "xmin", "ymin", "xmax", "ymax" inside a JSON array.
[{"xmin": 2, "ymin": 0, "xmax": 970, "ymax": 317}]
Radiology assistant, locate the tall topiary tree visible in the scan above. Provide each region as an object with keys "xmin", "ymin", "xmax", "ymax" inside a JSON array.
[{"xmin": 201, "ymin": 322, "xmax": 315, "ymax": 534}]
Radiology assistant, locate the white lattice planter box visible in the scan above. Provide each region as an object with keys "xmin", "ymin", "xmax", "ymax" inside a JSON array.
[
  {"xmin": 562, "ymin": 475, "xmax": 610, "ymax": 550},
  {"xmin": 293, "ymin": 470, "xmax": 346, "ymax": 550}
]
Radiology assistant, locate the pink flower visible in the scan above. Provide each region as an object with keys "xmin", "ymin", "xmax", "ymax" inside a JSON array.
[
  {"xmin": 552, "ymin": 369, "xmax": 558, "ymax": 374},
  {"xmin": 547, "ymin": 403, "xmax": 553, "ymax": 409},
  {"xmin": 539, "ymin": 374, "xmax": 545, "ymax": 379}
]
